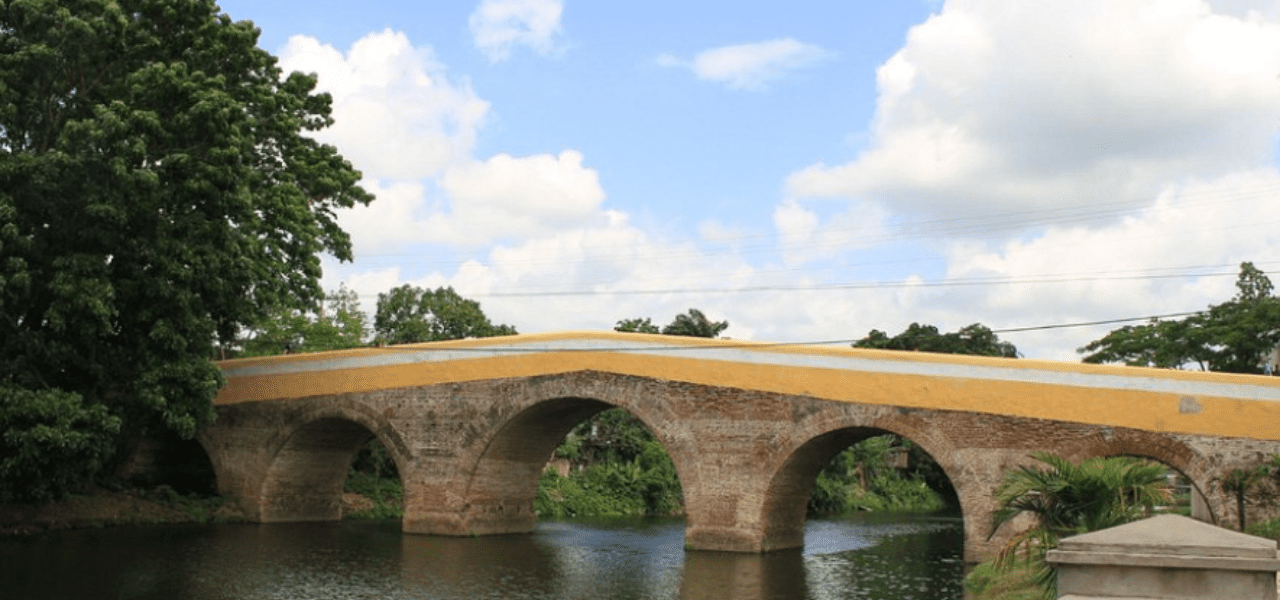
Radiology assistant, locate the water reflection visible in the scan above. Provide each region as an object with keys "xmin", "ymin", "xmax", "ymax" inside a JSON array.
[
  {"xmin": 680, "ymin": 549, "xmax": 808, "ymax": 600},
  {"xmin": 0, "ymin": 513, "xmax": 963, "ymax": 600}
]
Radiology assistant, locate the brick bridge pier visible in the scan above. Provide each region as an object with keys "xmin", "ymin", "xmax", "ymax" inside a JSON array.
[{"xmin": 200, "ymin": 332, "xmax": 1280, "ymax": 563}]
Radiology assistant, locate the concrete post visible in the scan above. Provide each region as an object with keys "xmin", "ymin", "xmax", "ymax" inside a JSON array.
[{"xmin": 1046, "ymin": 514, "xmax": 1280, "ymax": 600}]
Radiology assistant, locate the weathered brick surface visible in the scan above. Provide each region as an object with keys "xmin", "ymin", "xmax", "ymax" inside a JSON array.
[{"xmin": 198, "ymin": 370, "xmax": 1280, "ymax": 562}]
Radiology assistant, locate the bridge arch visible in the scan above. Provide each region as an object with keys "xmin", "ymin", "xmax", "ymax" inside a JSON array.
[
  {"xmin": 758, "ymin": 409, "xmax": 966, "ymax": 553},
  {"xmin": 436, "ymin": 375, "xmax": 694, "ymax": 537},
  {"xmin": 255, "ymin": 400, "xmax": 411, "ymax": 522},
  {"xmin": 1060, "ymin": 429, "xmax": 1221, "ymax": 524}
]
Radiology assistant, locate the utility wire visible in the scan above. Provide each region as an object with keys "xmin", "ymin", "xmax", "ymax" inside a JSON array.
[
  {"xmin": 462, "ymin": 269, "xmax": 1247, "ymax": 298},
  {"xmin": 371, "ymin": 311, "xmax": 1208, "ymax": 354}
]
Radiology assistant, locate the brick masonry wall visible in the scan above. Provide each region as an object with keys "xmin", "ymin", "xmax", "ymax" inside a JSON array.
[{"xmin": 200, "ymin": 370, "xmax": 1280, "ymax": 562}]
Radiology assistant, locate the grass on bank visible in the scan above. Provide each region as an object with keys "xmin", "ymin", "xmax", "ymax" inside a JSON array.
[
  {"xmin": 1247, "ymin": 515, "xmax": 1280, "ymax": 540},
  {"xmin": 964, "ymin": 561, "xmax": 1043, "ymax": 600}
]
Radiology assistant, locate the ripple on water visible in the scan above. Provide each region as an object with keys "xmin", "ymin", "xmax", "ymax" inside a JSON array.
[{"xmin": 0, "ymin": 514, "xmax": 964, "ymax": 600}]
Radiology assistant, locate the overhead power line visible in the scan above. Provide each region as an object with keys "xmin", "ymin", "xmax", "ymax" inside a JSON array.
[
  {"xmin": 461, "ymin": 268, "xmax": 1247, "ymax": 298},
  {"xmin": 372, "ymin": 311, "xmax": 1209, "ymax": 354}
]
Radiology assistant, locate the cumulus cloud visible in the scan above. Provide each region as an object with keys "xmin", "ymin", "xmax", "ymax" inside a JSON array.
[
  {"xmin": 658, "ymin": 38, "xmax": 834, "ymax": 91},
  {"xmin": 279, "ymin": 30, "xmax": 489, "ymax": 181},
  {"xmin": 436, "ymin": 150, "xmax": 609, "ymax": 244},
  {"xmin": 772, "ymin": 199, "xmax": 893, "ymax": 266},
  {"xmin": 932, "ymin": 170, "xmax": 1280, "ymax": 358},
  {"xmin": 311, "ymin": 5, "xmax": 1280, "ymax": 364},
  {"xmin": 278, "ymin": 30, "xmax": 609, "ymax": 253},
  {"xmin": 470, "ymin": 0, "xmax": 566, "ymax": 62},
  {"xmin": 787, "ymin": 0, "xmax": 1280, "ymax": 217},
  {"xmin": 767, "ymin": 0, "xmax": 1280, "ymax": 360}
]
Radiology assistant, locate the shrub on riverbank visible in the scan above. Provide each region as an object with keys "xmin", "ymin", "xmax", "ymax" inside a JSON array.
[
  {"xmin": 343, "ymin": 471, "xmax": 403, "ymax": 519},
  {"xmin": 808, "ymin": 435, "xmax": 951, "ymax": 515},
  {"xmin": 0, "ymin": 486, "xmax": 246, "ymax": 534},
  {"xmin": 536, "ymin": 443, "xmax": 683, "ymax": 518},
  {"xmin": 1246, "ymin": 515, "xmax": 1280, "ymax": 540}
]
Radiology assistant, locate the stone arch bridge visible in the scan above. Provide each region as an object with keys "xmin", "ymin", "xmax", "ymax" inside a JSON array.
[{"xmin": 202, "ymin": 332, "xmax": 1280, "ymax": 562}]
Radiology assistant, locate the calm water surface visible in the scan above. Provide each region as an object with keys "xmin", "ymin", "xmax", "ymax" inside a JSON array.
[{"xmin": 0, "ymin": 513, "xmax": 963, "ymax": 599}]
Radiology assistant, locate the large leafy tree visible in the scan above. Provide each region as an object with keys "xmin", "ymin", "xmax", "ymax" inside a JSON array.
[
  {"xmin": 1079, "ymin": 262, "xmax": 1280, "ymax": 373},
  {"xmin": 0, "ymin": 0, "xmax": 372, "ymax": 501},
  {"xmin": 373, "ymin": 285, "xmax": 516, "ymax": 344},
  {"xmin": 854, "ymin": 322, "xmax": 1019, "ymax": 358}
]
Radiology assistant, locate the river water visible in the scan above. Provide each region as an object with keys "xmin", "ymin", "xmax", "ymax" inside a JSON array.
[{"xmin": 0, "ymin": 512, "xmax": 964, "ymax": 599}]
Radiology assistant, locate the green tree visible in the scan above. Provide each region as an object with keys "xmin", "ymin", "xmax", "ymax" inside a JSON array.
[
  {"xmin": 373, "ymin": 285, "xmax": 516, "ymax": 344},
  {"xmin": 1079, "ymin": 262, "xmax": 1280, "ymax": 374},
  {"xmin": 854, "ymin": 323, "xmax": 1019, "ymax": 358},
  {"xmin": 662, "ymin": 308, "xmax": 729, "ymax": 338},
  {"xmin": 615, "ymin": 309, "xmax": 728, "ymax": 338},
  {"xmin": 614, "ymin": 317, "xmax": 660, "ymax": 334},
  {"xmin": 989, "ymin": 453, "xmax": 1170, "ymax": 598},
  {"xmin": 0, "ymin": 0, "xmax": 372, "ymax": 501},
  {"xmin": 238, "ymin": 285, "xmax": 368, "ymax": 357}
]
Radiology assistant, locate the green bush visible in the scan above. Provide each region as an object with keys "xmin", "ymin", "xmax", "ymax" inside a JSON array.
[
  {"xmin": 344, "ymin": 470, "xmax": 403, "ymax": 519},
  {"xmin": 806, "ymin": 435, "xmax": 948, "ymax": 515},
  {"xmin": 1246, "ymin": 516, "xmax": 1280, "ymax": 541},
  {"xmin": 536, "ymin": 437, "xmax": 683, "ymax": 518},
  {"xmin": 0, "ymin": 385, "xmax": 121, "ymax": 503}
]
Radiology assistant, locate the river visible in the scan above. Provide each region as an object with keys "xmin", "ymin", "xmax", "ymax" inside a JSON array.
[{"xmin": 0, "ymin": 512, "xmax": 965, "ymax": 599}]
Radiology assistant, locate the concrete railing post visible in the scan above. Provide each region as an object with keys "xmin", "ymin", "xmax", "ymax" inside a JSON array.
[{"xmin": 1046, "ymin": 514, "xmax": 1280, "ymax": 599}]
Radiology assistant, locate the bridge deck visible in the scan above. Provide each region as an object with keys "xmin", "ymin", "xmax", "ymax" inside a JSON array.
[{"xmin": 216, "ymin": 331, "xmax": 1280, "ymax": 442}]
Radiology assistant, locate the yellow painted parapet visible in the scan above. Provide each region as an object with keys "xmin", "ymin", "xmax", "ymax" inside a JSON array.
[{"xmin": 215, "ymin": 331, "xmax": 1280, "ymax": 442}]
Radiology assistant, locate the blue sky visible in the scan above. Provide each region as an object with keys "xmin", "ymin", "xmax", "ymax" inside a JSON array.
[{"xmin": 216, "ymin": 0, "xmax": 1280, "ymax": 361}]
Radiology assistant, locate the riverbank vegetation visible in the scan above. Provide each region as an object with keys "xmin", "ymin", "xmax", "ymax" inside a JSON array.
[
  {"xmin": 965, "ymin": 453, "xmax": 1173, "ymax": 599},
  {"xmin": 535, "ymin": 410, "xmax": 683, "ymax": 518},
  {"xmin": 0, "ymin": 485, "xmax": 246, "ymax": 535},
  {"xmin": 809, "ymin": 435, "xmax": 953, "ymax": 514}
]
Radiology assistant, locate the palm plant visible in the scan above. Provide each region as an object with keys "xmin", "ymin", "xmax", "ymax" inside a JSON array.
[{"xmin": 988, "ymin": 452, "xmax": 1171, "ymax": 598}]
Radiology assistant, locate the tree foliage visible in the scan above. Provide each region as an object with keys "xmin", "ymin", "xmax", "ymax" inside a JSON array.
[
  {"xmin": 373, "ymin": 285, "xmax": 516, "ymax": 344},
  {"xmin": 544, "ymin": 410, "xmax": 683, "ymax": 517},
  {"xmin": 854, "ymin": 323, "xmax": 1019, "ymax": 358},
  {"xmin": 238, "ymin": 285, "xmax": 368, "ymax": 357},
  {"xmin": 613, "ymin": 317, "xmax": 660, "ymax": 334},
  {"xmin": 1078, "ymin": 262, "xmax": 1280, "ymax": 373},
  {"xmin": 808, "ymin": 435, "xmax": 948, "ymax": 514},
  {"xmin": 662, "ymin": 308, "xmax": 729, "ymax": 338},
  {"xmin": 0, "ymin": 0, "xmax": 371, "ymax": 500},
  {"xmin": 614, "ymin": 309, "xmax": 728, "ymax": 338}
]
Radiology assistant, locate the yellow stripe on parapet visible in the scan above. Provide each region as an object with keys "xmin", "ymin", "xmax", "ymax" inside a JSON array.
[{"xmin": 215, "ymin": 331, "xmax": 1280, "ymax": 442}]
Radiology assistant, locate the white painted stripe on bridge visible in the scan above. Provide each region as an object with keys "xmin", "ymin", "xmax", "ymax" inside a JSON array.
[{"xmin": 218, "ymin": 335, "xmax": 1280, "ymax": 403}]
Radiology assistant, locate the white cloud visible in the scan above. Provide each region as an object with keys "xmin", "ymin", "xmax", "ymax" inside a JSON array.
[
  {"xmin": 279, "ymin": 30, "xmax": 489, "ymax": 181},
  {"xmin": 278, "ymin": 30, "xmax": 607, "ymax": 253},
  {"xmin": 933, "ymin": 169, "xmax": 1280, "ymax": 360},
  {"xmin": 470, "ymin": 0, "xmax": 566, "ymax": 63},
  {"xmin": 311, "ymin": 5, "xmax": 1280, "ymax": 365},
  {"xmin": 326, "ymin": 150, "xmax": 609, "ymax": 251},
  {"xmin": 765, "ymin": 0, "xmax": 1280, "ymax": 360},
  {"xmin": 787, "ymin": 0, "xmax": 1280, "ymax": 218},
  {"xmin": 436, "ymin": 150, "xmax": 609, "ymax": 244},
  {"xmin": 660, "ymin": 38, "xmax": 834, "ymax": 91}
]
